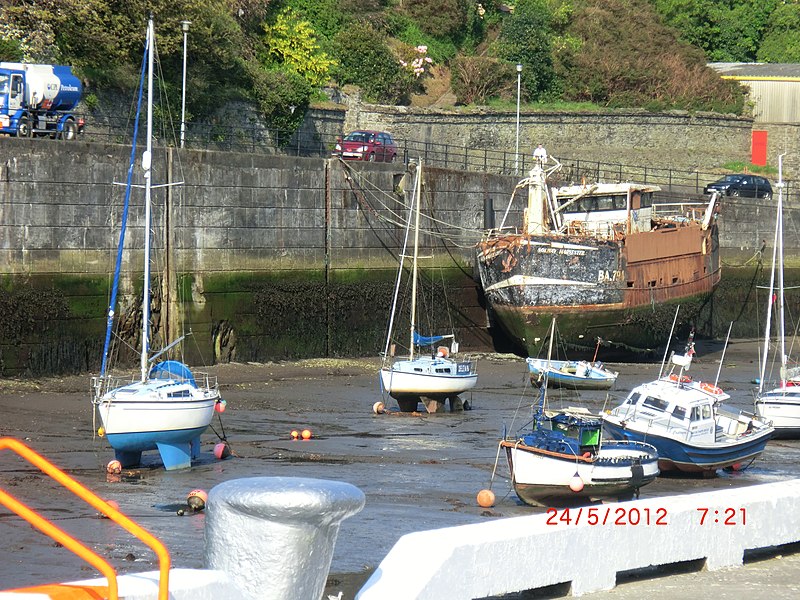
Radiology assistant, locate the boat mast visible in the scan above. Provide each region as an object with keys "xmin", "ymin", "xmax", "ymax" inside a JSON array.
[
  {"xmin": 778, "ymin": 155, "xmax": 786, "ymax": 386},
  {"xmin": 525, "ymin": 162, "xmax": 548, "ymax": 235},
  {"xmin": 408, "ymin": 162, "xmax": 423, "ymax": 361},
  {"xmin": 140, "ymin": 18, "xmax": 154, "ymax": 383},
  {"xmin": 759, "ymin": 155, "xmax": 784, "ymax": 393}
]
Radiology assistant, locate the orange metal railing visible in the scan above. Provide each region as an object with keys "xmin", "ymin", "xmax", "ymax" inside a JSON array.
[{"xmin": 0, "ymin": 437, "xmax": 171, "ymax": 600}]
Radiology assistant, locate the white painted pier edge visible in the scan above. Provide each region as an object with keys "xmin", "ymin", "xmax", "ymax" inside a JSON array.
[{"xmin": 356, "ymin": 479, "xmax": 800, "ymax": 599}]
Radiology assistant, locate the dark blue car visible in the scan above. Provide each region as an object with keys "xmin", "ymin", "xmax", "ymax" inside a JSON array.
[{"xmin": 703, "ymin": 174, "xmax": 772, "ymax": 199}]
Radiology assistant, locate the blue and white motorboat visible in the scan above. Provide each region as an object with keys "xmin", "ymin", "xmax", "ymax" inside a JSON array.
[
  {"xmin": 90, "ymin": 19, "xmax": 222, "ymax": 470},
  {"xmin": 527, "ymin": 357, "xmax": 617, "ymax": 390},
  {"xmin": 603, "ymin": 348, "xmax": 773, "ymax": 473},
  {"xmin": 379, "ymin": 161, "xmax": 477, "ymax": 412}
]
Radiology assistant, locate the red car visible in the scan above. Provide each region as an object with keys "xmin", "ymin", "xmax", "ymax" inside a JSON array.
[{"xmin": 332, "ymin": 130, "xmax": 398, "ymax": 162}]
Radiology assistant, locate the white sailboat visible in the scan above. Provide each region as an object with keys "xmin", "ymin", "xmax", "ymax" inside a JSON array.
[
  {"xmin": 754, "ymin": 155, "xmax": 800, "ymax": 437},
  {"xmin": 379, "ymin": 161, "xmax": 478, "ymax": 412},
  {"xmin": 90, "ymin": 19, "xmax": 221, "ymax": 470}
]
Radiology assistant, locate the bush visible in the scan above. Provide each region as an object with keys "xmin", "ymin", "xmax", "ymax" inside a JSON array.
[
  {"xmin": 451, "ymin": 56, "xmax": 515, "ymax": 104},
  {"xmin": 332, "ymin": 22, "xmax": 409, "ymax": 104}
]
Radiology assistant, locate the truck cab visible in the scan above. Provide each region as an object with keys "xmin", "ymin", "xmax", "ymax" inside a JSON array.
[{"xmin": 0, "ymin": 63, "xmax": 84, "ymax": 139}]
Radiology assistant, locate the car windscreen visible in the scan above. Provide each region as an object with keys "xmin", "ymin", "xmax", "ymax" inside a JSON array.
[{"xmin": 345, "ymin": 132, "xmax": 370, "ymax": 142}]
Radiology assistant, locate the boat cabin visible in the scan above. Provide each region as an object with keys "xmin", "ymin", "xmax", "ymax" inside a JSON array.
[
  {"xmin": 549, "ymin": 183, "xmax": 660, "ymax": 238},
  {"xmin": 613, "ymin": 381, "xmax": 724, "ymax": 444}
]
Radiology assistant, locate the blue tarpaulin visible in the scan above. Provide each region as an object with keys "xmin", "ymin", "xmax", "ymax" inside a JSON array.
[
  {"xmin": 150, "ymin": 360, "xmax": 197, "ymax": 386},
  {"xmin": 413, "ymin": 332, "xmax": 446, "ymax": 346}
]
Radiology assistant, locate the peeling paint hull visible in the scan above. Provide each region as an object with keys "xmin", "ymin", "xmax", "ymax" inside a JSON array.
[{"xmin": 477, "ymin": 224, "xmax": 721, "ymax": 357}]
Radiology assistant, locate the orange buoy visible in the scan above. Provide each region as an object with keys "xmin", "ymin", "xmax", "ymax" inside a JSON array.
[
  {"xmin": 373, "ymin": 401, "xmax": 385, "ymax": 414},
  {"xmin": 106, "ymin": 459, "xmax": 122, "ymax": 474},
  {"xmin": 97, "ymin": 426, "xmax": 105, "ymax": 438},
  {"xmin": 214, "ymin": 442, "xmax": 231, "ymax": 460},
  {"xmin": 477, "ymin": 489, "xmax": 495, "ymax": 508},
  {"xmin": 290, "ymin": 430, "xmax": 300, "ymax": 440},
  {"xmin": 215, "ymin": 399, "xmax": 227, "ymax": 413},
  {"xmin": 187, "ymin": 489, "xmax": 208, "ymax": 511},
  {"xmin": 301, "ymin": 429, "xmax": 312, "ymax": 440}
]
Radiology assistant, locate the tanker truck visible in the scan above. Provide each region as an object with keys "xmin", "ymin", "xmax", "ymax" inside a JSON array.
[{"xmin": 0, "ymin": 63, "xmax": 84, "ymax": 139}]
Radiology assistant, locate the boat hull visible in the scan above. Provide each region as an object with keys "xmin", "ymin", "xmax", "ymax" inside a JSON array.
[
  {"xmin": 477, "ymin": 225, "xmax": 720, "ymax": 356},
  {"xmin": 501, "ymin": 439, "xmax": 659, "ymax": 506},
  {"xmin": 379, "ymin": 358, "xmax": 477, "ymax": 399},
  {"xmin": 95, "ymin": 377, "xmax": 219, "ymax": 470},
  {"xmin": 755, "ymin": 390, "xmax": 800, "ymax": 439},
  {"xmin": 602, "ymin": 416, "xmax": 772, "ymax": 473},
  {"xmin": 527, "ymin": 358, "xmax": 617, "ymax": 390}
]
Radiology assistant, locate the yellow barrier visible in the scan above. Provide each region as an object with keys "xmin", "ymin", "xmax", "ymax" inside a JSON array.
[{"xmin": 0, "ymin": 437, "xmax": 171, "ymax": 600}]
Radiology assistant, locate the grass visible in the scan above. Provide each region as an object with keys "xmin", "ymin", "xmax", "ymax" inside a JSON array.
[{"xmin": 720, "ymin": 161, "xmax": 778, "ymax": 176}]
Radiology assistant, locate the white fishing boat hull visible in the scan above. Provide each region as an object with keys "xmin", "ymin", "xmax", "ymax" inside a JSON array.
[
  {"xmin": 755, "ymin": 386, "xmax": 800, "ymax": 438},
  {"xmin": 502, "ymin": 439, "xmax": 659, "ymax": 506},
  {"xmin": 94, "ymin": 374, "xmax": 219, "ymax": 470}
]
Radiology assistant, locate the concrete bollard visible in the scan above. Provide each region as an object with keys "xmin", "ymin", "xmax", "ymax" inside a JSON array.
[{"xmin": 204, "ymin": 476, "xmax": 365, "ymax": 600}]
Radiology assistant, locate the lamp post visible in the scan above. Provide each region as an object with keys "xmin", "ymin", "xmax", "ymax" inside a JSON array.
[
  {"xmin": 180, "ymin": 20, "xmax": 191, "ymax": 149},
  {"xmin": 515, "ymin": 63, "xmax": 522, "ymax": 173}
]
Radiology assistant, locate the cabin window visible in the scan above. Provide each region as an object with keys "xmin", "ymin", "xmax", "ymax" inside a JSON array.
[
  {"xmin": 690, "ymin": 407, "xmax": 701, "ymax": 421},
  {"xmin": 672, "ymin": 406, "xmax": 686, "ymax": 420},
  {"xmin": 627, "ymin": 281, "xmax": 634, "ymax": 288},
  {"xmin": 640, "ymin": 192, "xmax": 653, "ymax": 208},
  {"xmin": 435, "ymin": 367, "xmax": 452, "ymax": 374},
  {"xmin": 648, "ymin": 280, "xmax": 657, "ymax": 287},
  {"xmin": 702, "ymin": 405, "xmax": 711, "ymax": 419},
  {"xmin": 642, "ymin": 397, "xmax": 670, "ymax": 412},
  {"xmin": 672, "ymin": 277, "xmax": 678, "ymax": 284},
  {"xmin": 414, "ymin": 367, "xmax": 423, "ymax": 372},
  {"xmin": 625, "ymin": 392, "xmax": 642, "ymax": 405},
  {"xmin": 168, "ymin": 390, "xmax": 191, "ymax": 398}
]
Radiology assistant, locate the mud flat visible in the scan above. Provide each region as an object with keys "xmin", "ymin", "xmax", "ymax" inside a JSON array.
[{"xmin": 1, "ymin": 341, "xmax": 799, "ymax": 598}]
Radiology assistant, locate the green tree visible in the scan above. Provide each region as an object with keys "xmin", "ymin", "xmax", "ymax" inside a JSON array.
[
  {"xmin": 497, "ymin": 0, "xmax": 560, "ymax": 101},
  {"xmin": 652, "ymin": 0, "xmax": 779, "ymax": 62},
  {"xmin": 758, "ymin": 3, "xmax": 800, "ymax": 62},
  {"xmin": 332, "ymin": 22, "xmax": 408, "ymax": 104},
  {"xmin": 262, "ymin": 8, "xmax": 337, "ymax": 87}
]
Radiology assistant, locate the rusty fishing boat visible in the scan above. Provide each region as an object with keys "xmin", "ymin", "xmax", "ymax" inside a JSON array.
[{"xmin": 476, "ymin": 159, "xmax": 722, "ymax": 357}]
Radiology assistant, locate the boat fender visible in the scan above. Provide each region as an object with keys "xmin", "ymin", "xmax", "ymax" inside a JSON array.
[
  {"xmin": 700, "ymin": 382, "xmax": 723, "ymax": 395},
  {"xmin": 436, "ymin": 346, "xmax": 449, "ymax": 358}
]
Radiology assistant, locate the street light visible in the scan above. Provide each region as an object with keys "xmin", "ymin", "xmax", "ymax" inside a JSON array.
[
  {"xmin": 515, "ymin": 63, "xmax": 522, "ymax": 173},
  {"xmin": 180, "ymin": 20, "xmax": 191, "ymax": 149}
]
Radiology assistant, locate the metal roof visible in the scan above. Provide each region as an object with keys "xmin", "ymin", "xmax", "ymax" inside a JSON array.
[{"xmin": 708, "ymin": 62, "xmax": 800, "ymax": 81}]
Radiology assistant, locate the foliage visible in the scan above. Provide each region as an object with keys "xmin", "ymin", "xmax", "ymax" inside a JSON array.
[
  {"xmin": 246, "ymin": 61, "xmax": 311, "ymax": 132},
  {"xmin": 402, "ymin": 0, "xmax": 470, "ymax": 41},
  {"xmin": 721, "ymin": 161, "xmax": 777, "ymax": 175},
  {"xmin": 0, "ymin": 28, "xmax": 23, "ymax": 61},
  {"xmin": 496, "ymin": 0, "xmax": 560, "ymax": 101},
  {"xmin": 332, "ymin": 22, "xmax": 409, "ymax": 104},
  {"xmin": 385, "ymin": 11, "xmax": 459, "ymax": 63},
  {"xmin": 450, "ymin": 56, "xmax": 515, "ymax": 104},
  {"xmin": 757, "ymin": 3, "xmax": 800, "ymax": 62},
  {"xmin": 557, "ymin": 0, "xmax": 744, "ymax": 113},
  {"xmin": 652, "ymin": 0, "xmax": 779, "ymax": 62},
  {"xmin": 261, "ymin": 8, "xmax": 337, "ymax": 87}
]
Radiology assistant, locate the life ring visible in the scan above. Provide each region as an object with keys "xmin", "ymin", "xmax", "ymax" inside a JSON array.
[
  {"xmin": 436, "ymin": 346, "xmax": 449, "ymax": 358},
  {"xmin": 700, "ymin": 382, "xmax": 723, "ymax": 395},
  {"xmin": 668, "ymin": 374, "xmax": 692, "ymax": 383}
]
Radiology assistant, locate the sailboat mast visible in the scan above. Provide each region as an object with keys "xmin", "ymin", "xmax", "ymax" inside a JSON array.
[
  {"xmin": 140, "ymin": 18, "xmax": 155, "ymax": 383},
  {"xmin": 778, "ymin": 155, "xmax": 786, "ymax": 385},
  {"xmin": 409, "ymin": 163, "xmax": 423, "ymax": 361},
  {"xmin": 759, "ymin": 156, "xmax": 783, "ymax": 394}
]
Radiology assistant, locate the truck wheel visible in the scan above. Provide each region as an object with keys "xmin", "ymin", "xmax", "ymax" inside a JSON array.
[
  {"xmin": 60, "ymin": 120, "xmax": 78, "ymax": 141},
  {"xmin": 17, "ymin": 116, "xmax": 30, "ymax": 138}
]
